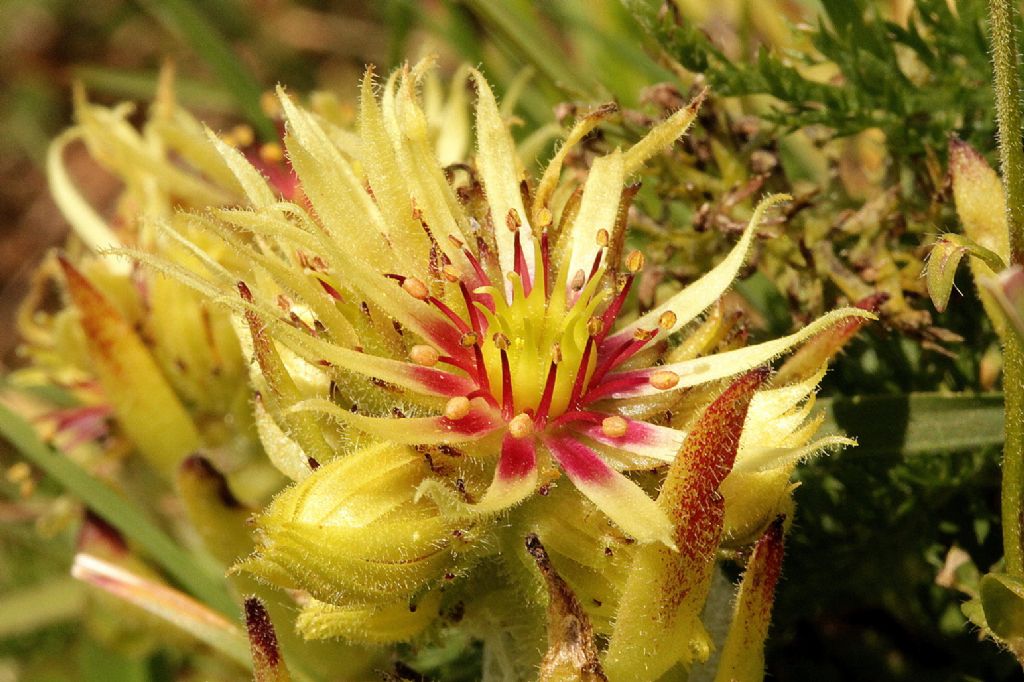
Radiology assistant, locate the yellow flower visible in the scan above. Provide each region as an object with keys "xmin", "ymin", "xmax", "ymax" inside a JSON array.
[{"xmin": 134, "ymin": 62, "xmax": 871, "ymax": 551}]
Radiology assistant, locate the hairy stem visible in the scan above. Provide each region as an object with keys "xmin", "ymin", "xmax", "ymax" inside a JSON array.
[{"xmin": 990, "ymin": 0, "xmax": 1024, "ymax": 576}]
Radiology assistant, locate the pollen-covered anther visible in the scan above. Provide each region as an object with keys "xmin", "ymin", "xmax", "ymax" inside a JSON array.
[
  {"xmin": 601, "ymin": 415, "xmax": 629, "ymax": 438},
  {"xmin": 587, "ymin": 316, "xmax": 604, "ymax": 338},
  {"xmin": 508, "ymin": 413, "xmax": 535, "ymax": 439},
  {"xmin": 625, "ymin": 250, "xmax": 646, "ymax": 273},
  {"xmin": 492, "ymin": 333, "xmax": 511, "ymax": 351},
  {"xmin": 550, "ymin": 343, "xmax": 563, "ymax": 364},
  {"xmin": 228, "ymin": 124, "xmax": 254, "ymax": 147},
  {"xmin": 459, "ymin": 332, "xmax": 479, "ymax": 348},
  {"xmin": 536, "ymin": 207, "xmax": 553, "ymax": 227},
  {"xmin": 401, "ymin": 277, "xmax": 430, "ymax": 300},
  {"xmin": 649, "ymin": 369, "xmax": 680, "ymax": 390},
  {"xmin": 633, "ymin": 328, "xmax": 656, "ymax": 342},
  {"xmin": 444, "ymin": 396, "xmax": 472, "ymax": 421},
  {"xmin": 259, "ymin": 142, "xmax": 285, "ymax": 164},
  {"xmin": 570, "ymin": 269, "xmax": 587, "ymax": 292},
  {"xmin": 506, "ymin": 208, "xmax": 522, "ymax": 232},
  {"xmin": 442, "ymin": 265, "xmax": 461, "ymax": 282},
  {"xmin": 596, "ymin": 229, "xmax": 610, "ymax": 247},
  {"xmin": 409, "ymin": 345, "xmax": 440, "ymax": 367},
  {"xmin": 658, "ymin": 311, "xmax": 677, "ymax": 330}
]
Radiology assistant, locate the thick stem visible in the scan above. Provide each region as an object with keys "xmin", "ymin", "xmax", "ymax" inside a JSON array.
[
  {"xmin": 991, "ymin": 0, "xmax": 1024, "ymax": 266},
  {"xmin": 991, "ymin": 0, "xmax": 1024, "ymax": 576},
  {"xmin": 1004, "ymin": 334, "xmax": 1024, "ymax": 576}
]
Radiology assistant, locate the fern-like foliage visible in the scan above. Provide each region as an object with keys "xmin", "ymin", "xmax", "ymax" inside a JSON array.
[{"xmin": 627, "ymin": 0, "xmax": 997, "ymax": 161}]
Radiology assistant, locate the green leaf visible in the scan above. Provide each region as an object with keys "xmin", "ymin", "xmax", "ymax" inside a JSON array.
[
  {"xmin": 132, "ymin": 0, "xmax": 274, "ymax": 139},
  {"xmin": 0, "ymin": 402, "xmax": 237, "ymax": 616},
  {"xmin": 980, "ymin": 572, "xmax": 1024, "ymax": 641},
  {"xmin": 818, "ymin": 393, "xmax": 1004, "ymax": 457}
]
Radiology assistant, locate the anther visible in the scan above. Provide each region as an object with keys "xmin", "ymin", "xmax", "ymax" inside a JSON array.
[
  {"xmin": 402, "ymin": 277, "xmax": 430, "ymax": 300},
  {"xmin": 506, "ymin": 208, "xmax": 522, "ymax": 232},
  {"xmin": 448, "ymin": 234, "xmax": 465, "ymax": 249},
  {"xmin": 508, "ymin": 413, "xmax": 535, "ymax": 439},
  {"xmin": 536, "ymin": 207, "xmax": 553, "ymax": 227},
  {"xmin": 409, "ymin": 345, "xmax": 440, "ymax": 367},
  {"xmin": 259, "ymin": 142, "xmax": 284, "ymax": 164},
  {"xmin": 633, "ymin": 328, "xmax": 655, "ymax": 342},
  {"xmin": 626, "ymin": 250, "xmax": 646, "ymax": 273},
  {"xmin": 649, "ymin": 369, "xmax": 680, "ymax": 390},
  {"xmin": 459, "ymin": 331, "xmax": 479, "ymax": 347},
  {"xmin": 658, "ymin": 310, "xmax": 677, "ymax": 330},
  {"xmin": 587, "ymin": 316, "xmax": 604, "ymax": 337},
  {"xmin": 596, "ymin": 228, "xmax": 610, "ymax": 247},
  {"xmin": 492, "ymin": 332, "xmax": 511, "ymax": 351},
  {"xmin": 601, "ymin": 415, "xmax": 629, "ymax": 438},
  {"xmin": 444, "ymin": 396, "xmax": 472, "ymax": 421},
  {"xmin": 550, "ymin": 343, "xmax": 563, "ymax": 364},
  {"xmin": 442, "ymin": 265, "xmax": 461, "ymax": 282},
  {"xmin": 570, "ymin": 269, "xmax": 587, "ymax": 291},
  {"xmin": 230, "ymin": 124, "xmax": 254, "ymax": 147}
]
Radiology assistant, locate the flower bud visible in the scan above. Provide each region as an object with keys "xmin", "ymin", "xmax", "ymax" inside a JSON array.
[{"xmin": 238, "ymin": 443, "xmax": 482, "ymax": 642}]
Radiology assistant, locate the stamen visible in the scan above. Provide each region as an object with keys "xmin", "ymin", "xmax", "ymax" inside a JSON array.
[
  {"xmin": 444, "ymin": 396, "xmax": 472, "ymax": 421},
  {"xmin": 658, "ymin": 310, "xmax": 677, "ymax": 330},
  {"xmin": 429, "ymin": 296, "xmax": 471, "ymax": 334},
  {"xmin": 401, "ymin": 277, "xmax": 429, "ymax": 300},
  {"xmin": 493, "ymin": 333, "xmax": 511, "ymax": 350},
  {"xmin": 459, "ymin": 331, "xmax": 479, "ymax": 347},
  {"xmin": 506, "ymin": 208, "xmax": 522, "ymax": 232},
  {"xmin": 259, "ymin": 142, "xmax": 284, "ymax": 164},
  {"xmin": 601, "ymin": 415, "xmax": 629, "ymax": 438},
  {"xmin": 409, "ymin": 345, "xmax": 440, "ymax": 367},
  {"xmin": 533, "ymin": 362, "xmax": 560, "ymax": 425},
  {"xmin": 625, "ymin": 250, "xmax": 645, "ymax": 273},
  {"xmin": 597, "ymin": 274, "xmax": 634, "ymax": 341},
  {"xmin": 500, "ymin": 348, "xmax": 515, "ymax": 419},
  {"xmin": 442, "ymin": 265, "xmax": 461, "ymax": 282},
  {"xmin": 567, "ymin": 336, "xmax": 595, "ymax": 409},
  {"xmin": 508, "ymin": 413, "xmax": 534, "ymax": 439},
  {"xmin": 536, "ymin": 207, "xmax": 553, "ymax": 228},
  {"xmin": 570, "ymin": 269, "xmax": 587, "ymax": 292},
  {"xmin": 458, "ymin": 281, "xmax": 484, "ymax": 336},
  {"xmin": 588, "ymin": 328, "xmax": 655, "ymax": 388},
  {"xmin": 649, "ymin": 369, "xmax": 680, "ymax": 390},
  {"xmin": 596, "ymin": 229, "xmax": 610, "ymax": 247},
  {"xmin": 540, "ymin": 230, "xmax": 552, "ymax": 299}
]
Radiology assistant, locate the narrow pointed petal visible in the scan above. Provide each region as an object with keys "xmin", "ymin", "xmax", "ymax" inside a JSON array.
[
  {"xmin": 544, "ymin": 436, "xmax": 673, "ymax": 547},
  {"xmin": 59, "ymin": 258, "xmax": 200, "ymax": 478},
  {"xmin": 608, "ymin": 194, "xmax": 790, "ymax": 348},
  {"xmin": 471, "ymin": 433, "xmax": 538, "ymax": 512},
  {"xmin": 254, "ymin": 395, "xmax": 316, "ymax": 481},
  {"xmin": 470, "ymin": 69, "xmax": 535, "ymax": 278},
  {"xmin": 601, "ymin": 308, "xmax": 875, "ymax": 399},
  {"xmin": 245, "ymin": 597, "xmax": 293, "ymax": 682},
  {"xmin": 621, "ymin": 89, "xmax": 705, "ymax": 175},
  {"xmin": 242, "ymin": 293, "xmax": 334, "ymax": 464},
  {"xmin": 774, "ymin": 293, "xmax": 883, "ymax": 384},
  {"xmin": 47, "ymin": 129, "xmax": 122, "ymax": 254},
  {"xmin": 605, "ymin": 369, "xmax": 767, "ymax": 680},
  {"xmin": 533, "ymin": 104, "xmax": 618, "ymax": 222},
  {"xmin": 291, "ymin": 398, "xmax": 501, "ymax": 445},
  {"xmin": 714, "ymin": 518, "xmax": 786, "ymax": 682},
  {"xmin": 572, "ymin": 418, "xmax": 685, "ymax": 463},
  {"xmin": 206, "ymin": 128, "xmax": 278, "ymax": 209},
  {"xmin": 565, "ymin": 150, "xmax": 624, "ymax": 287}
]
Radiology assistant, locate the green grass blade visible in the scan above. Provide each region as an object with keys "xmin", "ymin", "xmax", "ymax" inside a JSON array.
[
  {"xmin": 133, "ymin": 0, "xmax": 274, "ymax": 139},
  {"xmin": 0, "ymin": 403, "xmax": 237, "ymax": 616},
  {"xmin": 0, "ymin": 577, "xmax": 85, "ymax": 639},
  {"xmin": 819, "ymin": 392, "xmax": 1005, "ymax": 457}
]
